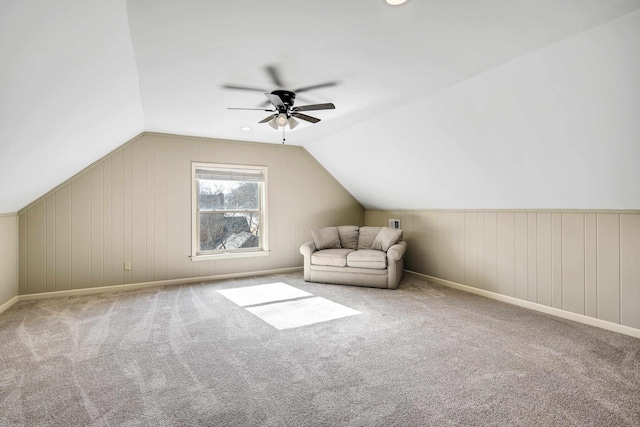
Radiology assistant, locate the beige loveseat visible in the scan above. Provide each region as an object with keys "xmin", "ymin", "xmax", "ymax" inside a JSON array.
[{"xmin": 299, "ymin": 226, "xmax": 407, "ymax": 289}]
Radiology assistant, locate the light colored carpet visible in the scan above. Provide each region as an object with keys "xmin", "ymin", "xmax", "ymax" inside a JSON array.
[{"xmin": 0, "ymin": 272, "xmax": 639, "ymax": 426}]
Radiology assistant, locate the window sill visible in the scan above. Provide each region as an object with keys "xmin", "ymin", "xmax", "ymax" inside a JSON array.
[{"xmin": 190, "ymin": 250, "xmax": 271, "ymax": 262}]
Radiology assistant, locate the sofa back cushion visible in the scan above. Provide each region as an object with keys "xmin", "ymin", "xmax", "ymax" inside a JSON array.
[
  {"xmin": 337, "ymin": 225, "xmax": 359, "ymax": 250},
  {"xmin": 357, "ymin": 226, "xmax": 383, "ymax": 250},
  {"xmin": 371, "ymin": 227, "xmax": 403, "ymax": 252},
  {"xmin": 311, "ymin": 227, "xmax": 341, "ymax": 250}
]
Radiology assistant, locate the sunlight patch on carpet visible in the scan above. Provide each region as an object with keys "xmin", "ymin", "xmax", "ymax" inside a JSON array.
[
  {"xmin": 218, "ymin": 283, "xmax": 361, "ymax": 329},
  {"xmin": 246, "ymin": 297, "xmax": 361, "ymax": 330},
  {"xmin": 217, "ymin": 282, "xmax": 311, "ymax": 306}
]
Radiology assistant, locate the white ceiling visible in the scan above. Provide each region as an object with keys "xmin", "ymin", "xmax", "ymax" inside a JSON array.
[{"xmin": 2, "ymin": 0, "xmax": 640, "ymax": 212}]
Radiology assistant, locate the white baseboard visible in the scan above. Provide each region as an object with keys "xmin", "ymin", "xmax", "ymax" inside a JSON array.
[
  {"xmin": 0, "ymin": 296, "xmax": 18, "ymax": 315},
  {"xmin": 15, "ymin": 267, "xmax": 303, "ymax": 302},
  {"xmin": 406, "ymin": 270, "xmax": 640, "ymax": 340}
]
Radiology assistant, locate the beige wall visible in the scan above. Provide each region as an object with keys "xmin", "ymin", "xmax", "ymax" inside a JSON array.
[
  {"xmin": 0, "ymin": 214, "xmax": 18, "ymax": 306},
  {"xmin": 18, "ymin": 133, "xmax": 364, "ymax": 295},
  {"xmin": 366, "ymin": 210, "xmax": 640, "ymax": 330}
]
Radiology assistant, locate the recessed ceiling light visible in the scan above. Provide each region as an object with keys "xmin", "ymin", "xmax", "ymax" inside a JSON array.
[
  {"xmin": 385, "ymin": 0, "xmax": 409, "ymax": 5},
  {"xmin": 240, "ymin": 127, "xmax": 252, "ymax": 131}
]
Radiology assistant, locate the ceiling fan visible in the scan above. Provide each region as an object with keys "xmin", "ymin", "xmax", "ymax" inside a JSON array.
[{"xmin": 224, "ymin": 65, "xmax": 337, "ymax": 130}]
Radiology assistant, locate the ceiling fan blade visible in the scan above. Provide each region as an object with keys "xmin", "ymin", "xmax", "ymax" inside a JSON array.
[
  {"xmin": 228, "ymin": 107, "xmax": 275, "ymax": 111},
  {"xmin": 264, "ymin": 93, "xmax": 284, "ymax": 109},
  {"xmin": 293, "ymin": 103, "xmax": 335, "ymax": 112},
  {"xmin": 294, "ymin": 82, "xmax": 338, "ymax": 93},
  {"xmin": 292, "ymin": 112, "xmax": 321, "ymax": 123},
  {"xmin": 265, "ymin": 65, "xmax": 285, "ymax": 87},
  {"xmin": 223, "ymin": 84, "xmax": 269, "ymax": 92},
  {"xmin": 259, "ymin": 114, "xmax": 276, "ymax": 123}
]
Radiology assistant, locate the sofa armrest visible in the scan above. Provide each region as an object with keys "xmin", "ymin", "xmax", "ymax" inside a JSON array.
[
  {"xmin": 387, "ymin": 241, "xmax": 407, "ymax": 262},
  {"xmin": 387, "ymin": 241, "xmax": 407, "ymax": 289},
  {"xmin": 300, "ymin": 241, "xmax": 317, "ymax": 281},
  {"xmin": 300, "ymin": 241, "xmax": 317, "ymax": 257}
]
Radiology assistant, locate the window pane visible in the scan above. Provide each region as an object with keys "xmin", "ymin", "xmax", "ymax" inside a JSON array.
[
  {"xmin": 198, "ymin": 180, "xmax": 260, "ymax": 211},
  {"xmin": 199, "ymin": 212, "xmax": 260, "ymax": 251}
]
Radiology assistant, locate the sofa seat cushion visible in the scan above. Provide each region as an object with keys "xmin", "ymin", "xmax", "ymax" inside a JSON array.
[
  {"xmin": 347, "ymin": 250, "xmax": 387, "ymax": 269},
  {"xmin": 311, "ymin": 249, "xmax": 354, "ymax": 267}
]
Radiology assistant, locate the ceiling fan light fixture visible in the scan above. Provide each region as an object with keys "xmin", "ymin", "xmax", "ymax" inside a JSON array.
[
  {"xmin": 275, "ymin": 113, "xmax": 288, "ymax": 127},
  {"xmin": 268, "ymin": 118, "xmax": 278, "ymax": 129},
  {"xmin": 288, "ymin": 117, "xmax": 299, "ymax": 129},
  {"xmin": 384, "ymin": 0, "xmax": 409, "ymax": 5}
]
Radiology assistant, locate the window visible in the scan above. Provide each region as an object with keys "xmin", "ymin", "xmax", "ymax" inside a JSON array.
[{"xmin": 192, "ymin": 163, "xmax": 268, "ymax": 259}]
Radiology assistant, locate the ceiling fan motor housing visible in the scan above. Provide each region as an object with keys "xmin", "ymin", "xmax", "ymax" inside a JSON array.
[{"xmin": 271, "ymin": 90, "xmax": 296, "ymax": 108}]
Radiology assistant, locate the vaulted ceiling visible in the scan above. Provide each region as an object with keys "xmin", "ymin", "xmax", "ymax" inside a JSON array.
[{"xmin": 2, "ymin": 0, "xmax": 639, "ymax": 212}]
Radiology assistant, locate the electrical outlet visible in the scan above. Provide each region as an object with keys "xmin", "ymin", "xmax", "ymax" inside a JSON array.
[
  {"xmin": 389, "ymin": 219, "xmax": 401, "ymax": 229},
  {"xmin": 124, "ymin": 262, "xmax": 131, "ymax": 271}
]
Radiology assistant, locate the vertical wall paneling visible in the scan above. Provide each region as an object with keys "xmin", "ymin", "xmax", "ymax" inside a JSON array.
[
  {"xmin": 620, "ymin": 214, "xmax": 640, "ymax": 329},
  {"xmin": 496, "ymin": 213, "xmax": 515, "ymax": 297},
  {"xmin": 123, "ymin": 145, "xmax": 132, "ymax": 284},
  {"xmin": 111, "ymin": 150, "xmax": 124, "ymax": 286},
  {"xmin": 422, "ymin": 212, "xmax": 442, "ymax": 277},
  {"xmin": 403, "ymin": 212, "xmax": 422, "ymax": 274},
  {"xmin": 514, "ymin": 213, "xmax": 528, "ymax": 300},
  {"xmin": 364, "ymin": 209, "xmax": 640, "ymax": 331},
  {"xmin": 584, "ymin": 213, "xmax": 597, "ymax": 318},
  {"xmin": 464, "ymin": 213, "xmax": 478, "ymax": 287},
  {"xmin": 551, "ymin": 213, "xmax": 563, "ymax": 309},
  {"xmin": 71, "ymin": 173, "xmax": 92, "ymax": 289},
  {"xmin": 181, "ymin": 139, "xmax": 194, "ymax": 279},
  {"xmin": 536, "ymin": 213, "xmax": 552, "ymax": 306},
  {"xmin": 443, "ymin": 212, "xmax": 457, "ymax": 283},
  {"xmin": 561, "ymin": 213, "xmax": 585, "ymax": 315},
  {"xmin": 166, "ymin": 141, "xmax": 182, "ymax": 280},
  {"xmin": 477, "ymin": 212, "xmax": 485, "ymax": 290},
  {"xmin": 194, "ymin": 139, "xmax": 210, "ymax": 279},
  {"xmin": 103, "ymin": 157, "xmax": 112, "ymax": 287},
  {"xmin": 54, "ymin": 186, "xmax": 72, "ymax": 291},
  {"xmin": 268, "ymin": 147, "xmax": 286, "ymax": 268},
  {"xmin": 440, "ymin": 212, "xmax": 448, "ymax": 280},
  {"xmin": 484, "ymin": 213, "xmax": 497, "ymax": 293},
  {"xmin": 19, "ymin": 133, "xmax": 364, "ymax": 297},
  {"xmin": 597, "ymin": 214, "xmax": 620, "ymax": 323},
  {"xmin": 421, "ymin": 212, "xmax": 433, "ymax": 279},
  {"xmin": 455, "ymin": 212, "xmax": 462, "ymax": 284},
  {"xmin": 27, "ymin": 201, "xmax": 46, "ymax": 294},
  {"xmin": 527, "ymin": 213, "xmax": 537, "ymax": 303},
  {"xmin": 284, "ymin": 146, "xmax": 304, "ymax": 263},
  {"xmin": 420, "ymin": 213, "xmax": 435, "ymax": 275},
  {"xmin": 154, "ymin": 137, "xmax": 167, "ymax": 281},
  {"xmin": 130, "ymin": 140, "xmax": 146, "ymax": 284},
  {"xmin": 18, "ymin": 212, "xmax": 27, "ymax": 295},
  {"xmin": 91, "ymin": 163, "xmax": 104, "ymax": 287},
  {"xmin": 0, "ymin": 215, "xmax": 18, "ymax": 306},
  {"xmin": 457, "ymin": 213, "xmax": 465, "ymax": 285},
  {"xmin": 46, "ymin": 194, "xmax": 56, "ymax": 292}
]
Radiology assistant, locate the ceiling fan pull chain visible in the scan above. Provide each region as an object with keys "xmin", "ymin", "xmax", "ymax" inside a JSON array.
[{"xmin": 282, "ymin": 126, "xmax": 285, "ymax": 144}]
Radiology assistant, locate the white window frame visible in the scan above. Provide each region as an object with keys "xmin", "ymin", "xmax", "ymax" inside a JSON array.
[{"xmin": 191, "ymin": 162, "xmax": 269, "ymax": 261}]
